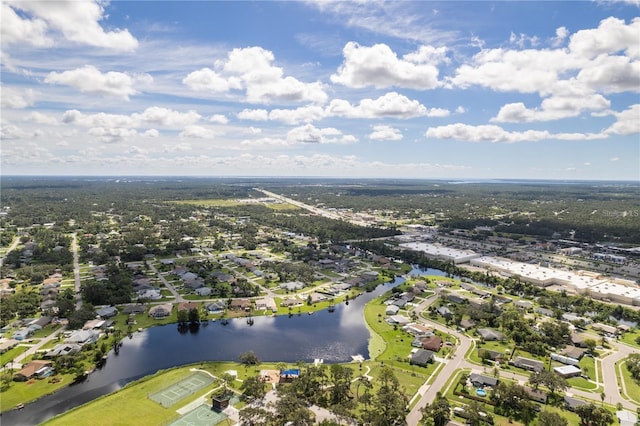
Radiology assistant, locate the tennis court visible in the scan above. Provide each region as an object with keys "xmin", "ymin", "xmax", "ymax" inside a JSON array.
[
  {"xmin": 168, "ymin": 404, "xmax": 227, "ymax": 426},
  {"xmin": 149, "ymin": 371, "xmax": 215, "ymax": 408}
]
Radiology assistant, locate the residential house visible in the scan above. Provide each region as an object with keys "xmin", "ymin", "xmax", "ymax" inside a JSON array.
[
  {"xmin": 14, "ymin": 360, "xmax": 54, "ymax": 381},
  {"xmin": 561, "ymin": 346, "xmax": 585, "ymax": 360},
  {"xmin": 514, "ymin": 300, "xmax": 533, "ymax": 310},
  {"xmin": 386, "ymin": 305, "xmax": 400, "ymax": 315},
  {"xmin": 149, "ymin": 303, "xmax": 173, "ymax": 319},
  {"xmin": 195, "ymin": 287, "xmax": 212, "ymax": 297},
  {"xmin": 510, "ymin": 356, "xmax": 544, "ymax": 372},
  {"xmin": 592, "ymin": 322, "xmax": 618, "ymax": 336},
  {"xmin": 386, "ymin": 315, "xmax": 410, "ymax": 325},
  {"xmin": 95, "ymin": 306, "xmax": 118, "ymax": 319},
  {"xmin": 437, "ymin": 306, "xmax": 452, "ymax": 317},
  {"xmin": 122, "ymin": 305, "xmax": 147, "ymax": 315},
  {"xmin": 12, "ymin": 328, "xmax": 32, "ymax": 341},
  {"xmin": 137, "ymin": 288, "xmax": 162, "ymax": 300},
  {"xmin": 554, "ymin": 365, "xmax": 582, "ymax": 378},
  {"xmin": 205, "ymin": 301, "xmax": 226, "ymax": 313},
  {"xmin": 178, "ymin": 302, "xmax": 200, "ymax": 312},
  {"xmin": 255, "ymin": 298, "xmax": 277, "ymax": 312},
  {"xmin": 478, "ymin": 349, "xmax": 505, "ymax": 362},
  {"xmin": 469, "ymin": 373, "xmax": 498, "ymax": 388},
  {"xmin": 83, "ymin": 319, "xmax": 105, "ymax": 330},
  {"xmin": 570, "ymin": 333, "xmax": 587, "ymax": 348},
  {"xmin": 393, "ymin": 298, "xmax": 408, "ymax": 308},
  {"xmin": 617, "ymin": 410, "xmax": 638, "ymax": 426},
  {"xmin": 446, "ymin": 293, "xmax": 467, "ymax": 304},
  {"xmin": 564, "ymin": 396, "xmax": 587, "ymax": 411},
  {"xmin": 525, "ymin": 387, "xmax": 548, "ymax": 404},
  {"xmin": 420, "ymin": 336, "xmax": 443, "ymax": 352},
  {"xmin": 477, "ymin": 328, "xmax": 506, "ymax": 341},
  {"xmin": 45, "ymin": 343, "xmax": 81, "ymax": 358},
  {"xmin": 280, "ymin": 282, "xmax": 305, "ymax": 292},
  {"xmin": 403, "ymin": 323, "xmax": 432, "ymax": 336},
  {"xmin": 281, "ymin": 298, "xmax": 301, "ymax": 308},
  {"xmin": 460, "ymin": 319, "xmax": 476, "ymax": 330},
  {"xmin": 551, "ymin": 353, "xmax": 581, "ymax": 366},
  {"xmin": 360, "ymin": 271, "xmax": 379, "ymax": 282},
  {"xmin": 65, "ymin": 329, "xmax": 99, "ymax": 345},
  {"xmin": 230, "ymin": 299, "xmax": 251, "ymax": 311},
  {"xmin": 536, "ymin": 307, "xmax": 555, "ymax": 317},
  {"xmin": 410, "ymin": 349, "xmax": 434, "ymax": 366}
]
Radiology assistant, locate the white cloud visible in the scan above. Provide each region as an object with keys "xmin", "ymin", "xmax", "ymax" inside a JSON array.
[
  {"xmin": 237, "ymin": 109, "xmax": 269, "ymax": 121},
  {"xmin": 45, "ymin": 66, "xmax": 150, "ymax": 99},
  {"xmin": 605, "ymin": 104, "xmax": 640, "ymax": 135},
  {"xmin": 610, "ymin": 157, "xmax": 620, "ymax": 162},
  {"xmin": 576, "ymin": 54, "xmax": 640, "ymax": 93},
  {"xmin": 425, "ymin": 123, "xmax": 605, "ymax": 143},
  {"xmin": 450, "ymin": 17, "xmax": 639, "ymax": 122},
  {"xmin": 62, "ymin": 109, "xmax": 134, "ymax": 128},
  {"xmin": 5, "ymin": 0, "xmax": 138, "ymax": 51},
  {"xmin": 1, "ymin": 87, "xmax": 36, "ymax": 109},
  {"xmin": 551, "ymin": 26, "xmax": 569, "ymax": 47},
  {"xmin": 369, "ymin": 125, "xmax": 403, "ymax": 141},
  {"xmin": 182, "ymin": 68, "xmax": 241, "ymax": 92},
  {"xmin": 184, "ymin": 46, "xmax": 327, "ymax": 104},
  {"xmin": 569, "ymin": 17, "xmax": 640, "ymax": 60},
  {"xmin": 164, "ymin": 142, "xmax": 192, "ymax": 152},
  {"xmin": 268, "ymin": 105, "xmax": 326, "ymax": 125},
  {"xmin": 208, "ymin": 114, "xmax": 229, "ymax": 124},
  {"xmin": 88, "ymin": 126, "xmax": 137, "ymax": 144},
  {"xmin": 455, "ymin": 106, "xmax": 466, "ymax": 114},
  {"xmin": 135, "ymin": 107, "xmax": 201, "ymax": 127},
  {"xmin": 240, "ymin": 137, "xmax": 288, "ymax": 147},
  {"xmin": 286, "ymin": 124, "xmax": 357, "ymax": 145},
  {"xmin": 331, "ymin": 42, "xmax": 442, "ymax": 89},
  {"xmin": 61, "ymin": 107, "xmax": 200, "ymax": 129},
  {"xmin": 179, "ymin": 125, "xmax": 218, "ymax": 139},
  {"xmin": 1, "ymin": 124, "xmax": 41, "ymax": 139},
  {"xmin": 24, "ymin": 111, "xmax": 58, "ymax": 125},
  {"xmin": 492, "ymin": 92, "xmax": 611, "ymax": 122},
  {"xmin": 1, "ymin": 3, "xmax": 51, "ymax": 47},
  {"xmin": 142, "ymin": 129, "xmax": 160, "ymax": 138},
  {"xmin": 327, "ymin": 92, "xmax": 446, "ymax": 119}
]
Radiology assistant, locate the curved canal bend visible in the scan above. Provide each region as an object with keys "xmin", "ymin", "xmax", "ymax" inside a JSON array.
[{"xmin": 4, "ymin": 267, "xmax": 445, "ymax": 425}]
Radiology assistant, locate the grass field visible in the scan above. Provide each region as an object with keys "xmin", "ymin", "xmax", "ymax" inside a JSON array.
[
  {"xmin": 618, "ymin": 360, "xmax": 640, "ymax": 405},
  {"xmin": 1, "ymin": 373, "xmax": 75, "ymax": 413},
  {"xmin": 42, "ymin": 366, "xmax": 221, "ymax": 426},
  {"xmin": 0, "ymin": 345, "xmax": 28, "ymax": 366}
]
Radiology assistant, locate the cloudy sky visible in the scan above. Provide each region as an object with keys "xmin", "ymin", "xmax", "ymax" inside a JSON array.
[{"xmin": 1, "ymin": 0, "xmax": 639, "ymax": 180}]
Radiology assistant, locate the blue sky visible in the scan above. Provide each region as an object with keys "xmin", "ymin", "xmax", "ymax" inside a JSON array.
[{"xmin": 1, "ymin": 0, "xmax": 639, "ymax": 180}]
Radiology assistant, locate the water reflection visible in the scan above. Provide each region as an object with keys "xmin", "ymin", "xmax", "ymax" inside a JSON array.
[{"xmin": 3, "ymin": 267, "xmax": 438, "ymax": 425}]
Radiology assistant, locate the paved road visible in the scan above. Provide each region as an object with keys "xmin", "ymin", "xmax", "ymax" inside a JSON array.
[
  {"xmin": 148, "ymin": 262, "xmax": 184, "ymax": 302},
  {"xmin": 2, "ymin": 326, "xmax": 66, "ymax": 371},
  {"xmin": 255, "ymin": 188, "xmax": 371, "ymax": 227},
  {"xmin": 600, "ymin": 340, "xmax": 639, "ymax": 410},
  {"xmin": 0, "ymin": 236, "xmax": 20, "ymax": 267},
  {"xmin": 404, "ymin": 290, "xmax": 638, "ymax": 425},
  {"xmin": 71, "ymin": 232, "xmax": 82, "ymax": 309}
]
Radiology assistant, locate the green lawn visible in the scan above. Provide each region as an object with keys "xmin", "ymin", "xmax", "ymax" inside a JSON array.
[
  {"xmin": 1, "ymin": 373, "xmax": 75, "ymax": 412},
  {"xmin": 618, "ymin": 359, "xmax": 640, "ymax": 405},
  {"xmin": 0, "ymin": 345, "xmax": 29, "ymax": 365},
  {"xmin": 619, "ymin": 330, "xmax": 640, "ymax": 348},
  {"xmin": 42, "ymin": 365, "xmax": 222, "ymax": 426},
  {"xmin": 567, "ymin": 376, "xmax": 599, "ymax": 391}
]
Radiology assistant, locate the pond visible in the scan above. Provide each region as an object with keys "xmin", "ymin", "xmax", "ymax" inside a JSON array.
[{"xmin": 3, "ymin": 267, "xmax": 445, "ymax": 425}]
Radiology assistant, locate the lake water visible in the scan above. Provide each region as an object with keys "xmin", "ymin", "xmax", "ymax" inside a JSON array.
[{"xmin": 3, "ymin": 267, "xmax": 444, "ymax": 425}]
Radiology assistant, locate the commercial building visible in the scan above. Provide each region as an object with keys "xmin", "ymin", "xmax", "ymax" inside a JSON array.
[{"xmin": 399, "ymin": 242, "xmax": 480, "ymax": 264}]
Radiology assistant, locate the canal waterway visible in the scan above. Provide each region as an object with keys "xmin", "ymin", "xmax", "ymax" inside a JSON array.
[{"xmin": 3, "ymin": 267, "xmax": 445, "ymax": 425}]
